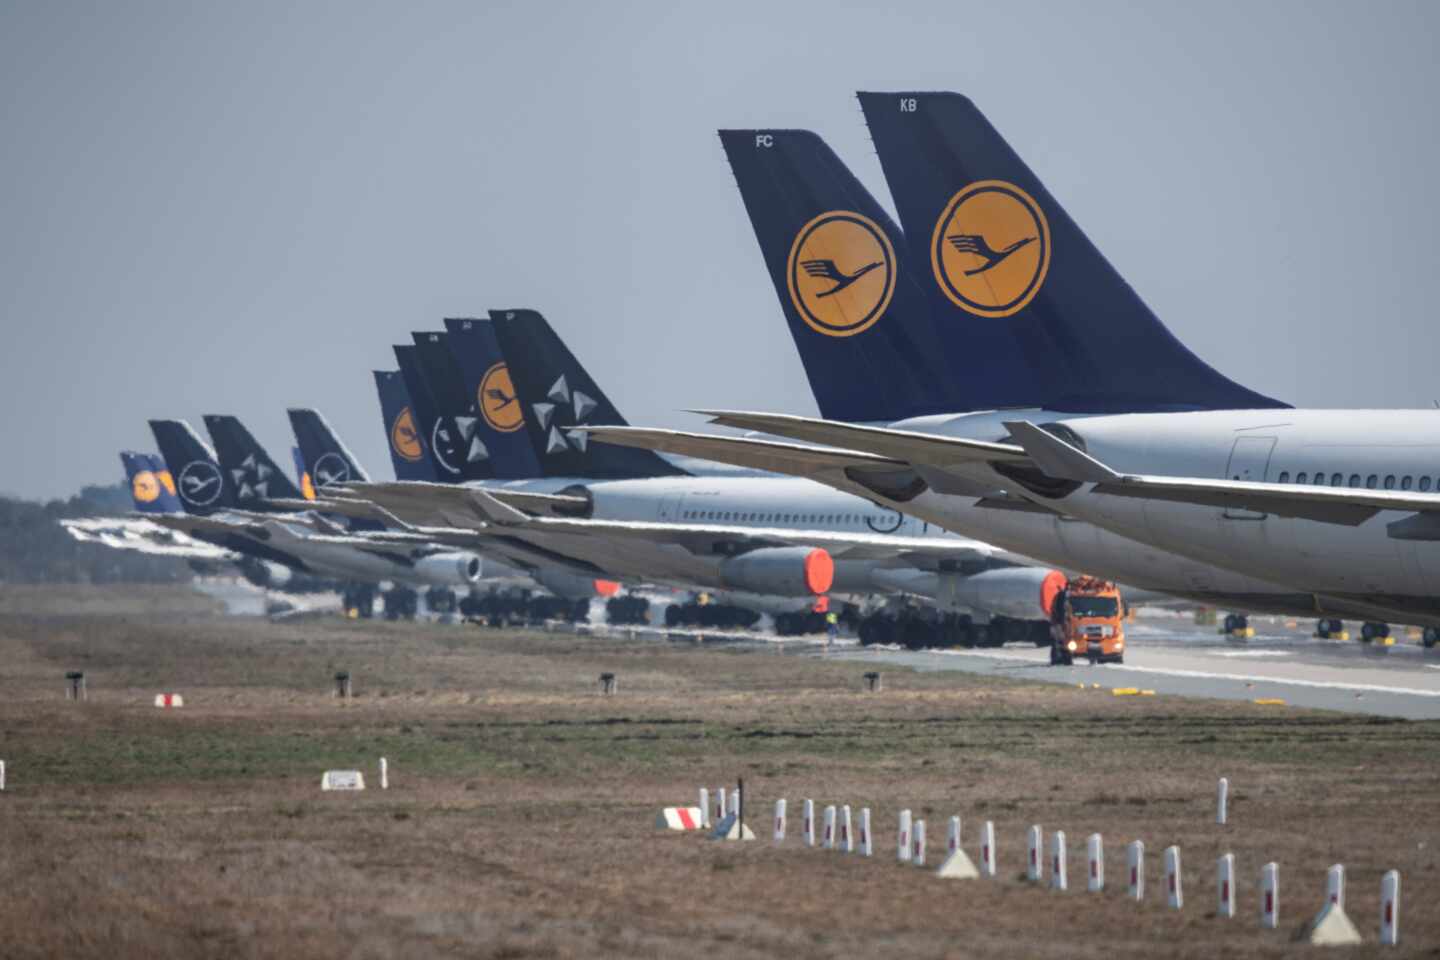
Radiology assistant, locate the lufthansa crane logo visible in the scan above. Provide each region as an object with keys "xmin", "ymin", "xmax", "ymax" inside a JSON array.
[
  {"xmin": 312, "ymin": 452, "xmax": 350, "ymax": 488},
  {"xmin": 390, "ymin": 407, "xmax": 423, "ymax": 463},
  {"xmin": 786, "ymin": 211, "xmax": 896, "ymax": 338},
  {"xmin": 177, "ymin": 461, "xmax": 223, "ymax": 507},
  {"xmin": 131, "ymin": 470, "xmax": 161, "ymax": 504},
  {"xmin": 478, "ymin": 362, "xmax": 524, "ymax": 433},
  {"xmin": 931, "ymin": 180, "xmax": 1050, "ymax": 318}
]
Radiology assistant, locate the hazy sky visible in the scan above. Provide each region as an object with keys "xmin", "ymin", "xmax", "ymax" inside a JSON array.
[{"xmin": 2, "ymin": 1, "xmax": 1437, "ymax": 499}]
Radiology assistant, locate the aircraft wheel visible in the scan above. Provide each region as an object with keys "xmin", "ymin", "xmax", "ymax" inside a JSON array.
[{"xmin": 1423, "ymin": 627, "xmax": 1439, "ymax": 649}]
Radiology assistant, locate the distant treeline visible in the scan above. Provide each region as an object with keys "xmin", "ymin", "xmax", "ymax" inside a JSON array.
[{"xmin": 0, "ymin": 482, "xmax": 191, "ymax": 585}]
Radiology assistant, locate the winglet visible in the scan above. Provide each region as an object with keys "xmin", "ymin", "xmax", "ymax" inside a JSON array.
[
  {"xmin": 466, "ymin": 488, "xmax": 531, "ymax": 527},
  {"xmin": 1003, "ymin": 421, "xmax": 1121, "ymax": 484}
]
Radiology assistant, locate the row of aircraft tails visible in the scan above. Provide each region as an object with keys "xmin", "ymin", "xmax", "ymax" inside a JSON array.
[{"xmin": 72, "ymin": 91, "xmax": 1440, "ymax": 652}]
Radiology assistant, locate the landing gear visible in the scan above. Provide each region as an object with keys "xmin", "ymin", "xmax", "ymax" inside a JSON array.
[
  {"xmin": 383, "ymin": 586, "xmax": 419, "ymax": 620},
  {"xmin": 1360, "ymin": 621, "xmax": 1392, "ymax": 645},
  {"xmin": 665, "ymin": 600, "xmax": 761, "ymax": 631},
  {"xmin": 604, "ymin": 593, "xmax": 651, "ymax": 625},
  {"xmin": 1050, "ymin": 630, "xmax": 1074, "ymax": 666},
  {"xmin": 1222, "ymin": 613, "xmax": 1252, "ymax": 637},
  {"xmin": 1315, "ymin": 618, "xmax": 1345, "ymax": 639},
  {"xmin": 1423, "ymin": 627, "xmax": 1439, "ymax": 649},
  {"xmin": 341, "ymin": 583, "xmax": 376, "ymax": 619},
  {"xmin": 424, "ymin": 587, "xmax": 458, "ymax": 616}
]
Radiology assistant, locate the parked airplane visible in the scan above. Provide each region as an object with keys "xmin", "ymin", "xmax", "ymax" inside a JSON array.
[{"xmin": 582, "ymin": 99, "xmax": 1428, "ymax": 636}]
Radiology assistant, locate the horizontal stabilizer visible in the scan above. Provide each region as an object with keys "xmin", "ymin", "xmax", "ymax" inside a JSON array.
[{"xmin": 695, "ymin": 410, "xmax": 1027, "ymax": 465}]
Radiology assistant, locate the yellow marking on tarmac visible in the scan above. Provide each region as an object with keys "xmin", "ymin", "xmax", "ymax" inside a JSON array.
[
  {"xmin": 1253, "ymin": 698, "xmax": 1286, "ymax": 706},
  {"xmin": 1140, "ymin": 690, "xmax": 1156, "ymax": 696},
  {"xmin": 1111, "ymin": 687, "xmax": 1141, "ymax": 696}
]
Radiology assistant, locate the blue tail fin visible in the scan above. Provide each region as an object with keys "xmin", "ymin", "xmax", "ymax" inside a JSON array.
[
  {"xmin": 288, "ymin": 446, "xmax": 313, "ymax": 499},
  {"xmin": 372, "ymin": 369, "xmax": 436, "ymax": 482},
  {"xmin": 409, "ymin": 331, "xmax": 501, "ymax": 483},
  {"xmin": 148, "ymin": 419, "xmax": 237, "ymax": 515},
  {"xmin": 201, "ymin": 415, "xmax": 305, "ymax": 506},
  {"xmin": 288, "ymin": 408, "xmax": 371, "ymax": 495},
  {"xmin": 441, "ymin": 317, "xmax": 542, "ymax": 479},
  {"xmin": 121, "ymin": 451, "xmax": 181, "ymax": 514},
  {"xmin": 719, "ymin": 129, "xmax": 961, "ymax": 421},
  {"xmin": 857, "ymin": 91, "xmax": 1286, "ymax": 413},
  {"xmin": 489, "ymin": 308, "xmax": 688, "ymax": 479}
]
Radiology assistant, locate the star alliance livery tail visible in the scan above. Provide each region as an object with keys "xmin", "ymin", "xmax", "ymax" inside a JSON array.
[
  {"xmin": 409, "ymin": 331, "xmax": 503, "ymax": 483},
  {"xmin": 121, "ymin": 451, "xmax": 182, "ymax": 514},
  {"xmin": 288, "ymin": 408, "xmax": 371, "ymax": 495},
  {"xmin": 202, "ymin": 415, "xmax": 306, "ymax": 507},
  {"xmin": 719, "ymin": 128, "xmax": 960, "ymax": 422},
  {"xmin": 372, "ymin": 369, "xmax": 436, "ymax": 482},
  {"xmin": 149, "ymin": 419, "xmax": 238, "ymax": 515},
  {"xmin": 489, "ymin": 308, "xmax": 688, "ymax": 479},
  {"xmin": 441, "ymin": 317, "xmax": 542, "ymax": 479},
  {"xmin": 856, "ymin": 91, "xmax": 1286, "ymax": 413}
]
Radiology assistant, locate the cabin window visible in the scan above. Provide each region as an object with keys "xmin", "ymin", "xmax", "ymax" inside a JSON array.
[
  {"xmin": 1348, "ymin": 474, "xmax": 1361, "ymax": 488},
  {"xmin": 1422, "ymin": 478, "xmax": 1434, "ymax": 492},
  {"xmin": 1365, "ymin": 475, "xmax": 1378, "ymax": 489},
  {"xmin": 1278, "ymin": 471, "xmax": 1290, "ymax": 483},
  {"xmin": 1331, "ymin": 473, "xmax": 1343, "ymax": 487},
  {"xmin": 1315, "ymin": 474, "xmax": 1327, "ymax": 486},
  {"xmin": 1384, "ymin": 475, "xmax": 1396, "ymax": 490},
  {"xmin": 1296, "ymin": 472, "xmax": 1307, "ymax": 484},
  {"xmin": 1402, "ymin": 476, "xmax": 1413, "ymax": 490}
]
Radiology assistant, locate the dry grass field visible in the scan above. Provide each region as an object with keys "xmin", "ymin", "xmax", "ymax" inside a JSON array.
[{"xmin": 0, "ymin": 585, "xmax": 1435, "ymax": 958}]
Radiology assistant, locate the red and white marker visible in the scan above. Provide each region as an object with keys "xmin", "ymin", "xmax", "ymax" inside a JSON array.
[
  {"xmin": 1260, "ymin": 861, "xmax": 1279, "ymax": 929},
  {"xmin": 1327, "ymin": 863, "xmax": 1345, "ymax": 909},
  {"xmin": 1217, "ymin": 853, "xmax": 1235, "ymax": 918},
  {"xmin": 1050, "ymin": 830, "xmax": 1068, "ymax": 891},
  {"xmin": 822, "ymin": 805, "xmax": 836, "ymax": 850},
  {"xmin": 1380, "ymin": 869, "xmax": 1400, "ymax": 945},
  {"xmin": 980, "ymin": 820, "xmax": 996, "ymax": 878},
  {"xmin": 1164, "ymin": 845, "xmax": 1183, "ymax": 909},
  {"xmin": 840, "ymin": 804, "xmax": 853, "ymax": 853},
  {"xmin": 773, "ymin": 798, "xmax": 787, "ymax": 843},
  {"xmin": 859, "ymin": 807, "xmax": 872, "ymax": 857},
  {"xmin": 912, "ymin": 819, "xmax": 926, "ymax": 867},
  {"xmin": 1087, "ymin": 833, "xmax": 1104, "ymax": 892},
  {"xmin": 802, "ymin": 798, "xmax": 815, "ymax": 847},
  {"xmin": 1026, "ymin": 825, "xmax": 1042, "ymax": 882},
  {"xmin": 699, "ymin": 788, "xmax": 710, "ymax": 829},
  {"xmin": 153, "ymin": 693, "xmax": 183, "ymax": 708},
  {"xmin": 656, "ymin": 806, "xmax": 703, "ymax": 830},
  {"xmin": 947, "ymin": 815, "xmax": 961, "ymax": 854},
  {"xmin": 1128, "ymin": 840, "xmax": 1145, "ymax": 901},
  {"xmin": 897, "ymin": 809, "xmax": 912, "ymax": 863},
  {"xmin": 716, "ymin": 787, "xmax": 727, "ymax": 825}
]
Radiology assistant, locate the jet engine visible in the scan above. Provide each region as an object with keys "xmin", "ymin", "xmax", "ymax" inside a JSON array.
[
  {"xmin": 718, "ymin": 546, "xmax": 834, "ymax": 597},
  {"xmin": 534, "ymin": 567, "xmax": 623, "ymax": 599},
  {"xmin": 410, "ymin": 552, "xmax": 484, "ymax": 587},
  {"xmin": 938, "ymin": 566, "xmax": 1067, "ymax": 621},
  {"xmin": 238, "ymin": 557, "xmax": 293, "ymax": 589}
]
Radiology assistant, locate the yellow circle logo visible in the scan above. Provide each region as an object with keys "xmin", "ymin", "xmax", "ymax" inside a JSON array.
[
  {"xmin": 391, "ymin": 407, "xmax": 423, "ymax": 462},
  {"xmin": 786, "ymin": 211, "xmax": 895, "ymax": 338},
  {"xmin": 158, "ymin": 470, "xmax": 176, "ymax": 496},
  {"xmin": 300, "ymin": 472, "xmax": 317, "ymax": 501},
  {"xmin": 478, "ymin": 362, "xmax": 524, "ymax": 433},
  {"xmin": 931, "ymin": 180, "xmax": 1050, "ymax": 318},
  {"xmin": 132, "ymin": 470, "xmax": 160, "ymax": 503}
]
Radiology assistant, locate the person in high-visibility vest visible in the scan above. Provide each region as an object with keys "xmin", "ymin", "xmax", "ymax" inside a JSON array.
[{"xmin": 825, "ymin": 610, "xmax": 839, "ymax": 645}]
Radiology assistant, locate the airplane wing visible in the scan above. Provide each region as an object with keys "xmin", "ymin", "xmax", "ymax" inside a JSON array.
[
  {"xmin": 693, "ymin": 409, "xmax": 1028, "ymax": 466},
  {"xmin": 1002, "ymin": 420, "xmax": 1424, "ymax": 527},
  {"xmin": 580, "ymin": 425, "xmax": 904, "ymax": 476}
]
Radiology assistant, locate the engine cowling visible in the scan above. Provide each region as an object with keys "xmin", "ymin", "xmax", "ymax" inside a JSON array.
[
  {"xmin": 410, "ymin": 552, "xmax": 483, "ymax": 587},
  {"xmin": 938, "ymin": 566, "xmax": 1067, "ymax": 622},
  {"xmin": 718, "ymin": 546, "xmax": 834, "ymax": 597},
  {"xmin": 534, "ymin": 567, "xmax": 622, "ymax": 599},
  {"xmin": 238, "ymin": 557, "xmax": 293, "ymax": 589}
]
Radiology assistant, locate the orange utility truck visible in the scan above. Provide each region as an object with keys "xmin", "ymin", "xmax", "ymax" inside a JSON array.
[{"xmin": 1049, "ymin": 576, "xmax": 1126, "ymax": 665}]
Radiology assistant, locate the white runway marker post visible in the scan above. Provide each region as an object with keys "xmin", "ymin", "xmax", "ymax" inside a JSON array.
[
  {"xmin": 980, "ymin": 820, "xmax": 996, "ymax": 878},
  {"xmin": 1050, "ymin": 830, "xmax": 1067, "ymax": 891},
  {"xmin": 840, "ymin": 805, "xmax": 853, "ymax": 852},
  {"xmin": 716, "ymin": 787, "xmax": 727, "ymax": 825},
  {"xmin": 1128, "ymin": 841, "xmax": 1145, "ymax": 901},
  {"xmin": 699, "ymin": 788, "xmax": 710, "ymax": 829},
  {"xmin": 912, "ymin": 819, "xmax": 926, "ymax": 867},
  {"xmin": 1217, "ymin": 853, "xmax": 1235, "ymax": 918},
  {"xmin": 773, "ymin": 799, "xmax": 787, "ymax": 844},
  {"xmin": 897, "ymin": 809, "xmax": 912, "ymax": 863},
  {"xmin": 802, "ymin": 799, "xmax": 815, "ymax": 847},
  {"xmin": 1327, "ymin": 863, "xmax": 1345, "ymax": 909},
  {"xmin": 379, "ymin": 757, "xmax": 388, "ymax": 790},
  {"xmin": 822, "ymin": 805, "xmax": 836, "ymax": 849},
  {"xmin": 1087, "ymin": 834, "xmax": 1104, "ymax": 892},
  {"xmin": 729, "ymin": 788, "xmax": 740, "ymax": 817},
  {"xmin": 1164, "ymin": 846, "xmax": 1183, "ymax": 909},
  {"xmin": 1027, "ymin": 826, "xmax": 1042, "ymax": 882},
  {"xmin": 1381, "ymin": 870, "xmax": 1400, "ymax": 945},
  {"xmin": 1260, "ymin": 862, "xmax": 1279, "ymax": 929},
  {"xmin": 0, "ymin": 759, "xmax": 5, "ymax": 792},
  {"xmin": 948, "ymin": 816, "xmax": 961, "ymax": 854},
  {"xmin": 1217, "ymin": 777, "xmax": 1229, "ymax": 825},
  {"xmin": 859, "ymin": 808, "xmax": 873, "ymax": 857}
]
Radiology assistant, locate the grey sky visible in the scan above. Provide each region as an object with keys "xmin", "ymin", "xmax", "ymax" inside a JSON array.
[{"xmin": 2, "ymin": 1, "xmax": 1436, "ymax": 499}]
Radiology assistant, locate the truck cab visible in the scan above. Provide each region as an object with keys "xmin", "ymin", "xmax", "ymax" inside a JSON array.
[{"xmin": 1050, "ymin": 576, "xmax": 1126, "ymax": 665}]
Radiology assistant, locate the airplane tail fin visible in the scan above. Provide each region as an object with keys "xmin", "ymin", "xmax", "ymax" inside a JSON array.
[
  {"xmin": 201, "ymin": 415, "xmax": 305, "ymax": 506},
  {"xmin": 489, "ymin": 308, "xmax": 688, "ymax": 479},
  {"xmin": 372, "ymin": 369, "xmax": 436, "ymax": 482},
  {"xmin": 718, "ymin": 128, "xmax": 960, "ymax": 421},
  {"xmin": 121, "ymin": 451, "xmax": 181, "ymax": 514},
  {"xmin": 288, "ymin": 408, "xmax": 371, "ymax": 495},
  {"xmin": 289, "ymin": 446, "xmax": 312, "ymax": 499},
  {"xmin": 441, "ymin": 317, "xmax": 542, "ymax": 480},
  {"xmin": 409, "ymin": 331, "xmax": 500, "ymax": 482},
  {"xmin": 148, "ymin": 419, "xmax": 236, "ymax": 515},
  {"xmin": 857, "ymin": 91, "xmax": 1286, "ymax": 413}
]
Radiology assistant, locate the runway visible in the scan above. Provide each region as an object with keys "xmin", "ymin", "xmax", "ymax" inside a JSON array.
[{"xmin": 824, "ymin": 611, "xmax": 1440, "ymax": 720}]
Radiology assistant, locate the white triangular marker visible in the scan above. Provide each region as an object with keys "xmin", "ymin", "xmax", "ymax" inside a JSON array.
[
  {"xmin": 935, "ymin": 848, "xmax": 981, "ymax": 879},
  {"xmin": 547, "ymin": 375, "xmax": 569, "ymax": 403}
]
